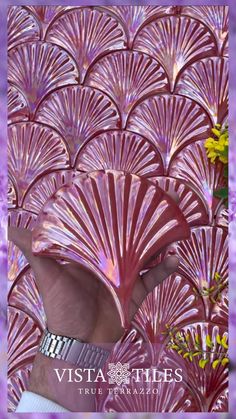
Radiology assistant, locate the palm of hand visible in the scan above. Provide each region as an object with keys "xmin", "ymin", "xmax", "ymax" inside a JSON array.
[
  {"xmin": 43, "ymin": 262, "xmax": 124, "ymax": 343},
  {"xmin": 9, "ymin": 226, "xmax": 179, "ymax": 345},
  {"xmin": 41, "ymin": 259, "xmax": 154, "ymax": 344}
]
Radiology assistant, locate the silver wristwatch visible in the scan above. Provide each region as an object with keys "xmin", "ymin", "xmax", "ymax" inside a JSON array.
[{"xmin": 39, "ymin": 328, "xmax": 110, "ymax": 369}]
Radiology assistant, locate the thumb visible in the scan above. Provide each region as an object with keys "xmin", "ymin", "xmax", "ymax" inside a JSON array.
[{"xmin": 142, "ymin": 255, "xmax": 179, "ymax": 294}]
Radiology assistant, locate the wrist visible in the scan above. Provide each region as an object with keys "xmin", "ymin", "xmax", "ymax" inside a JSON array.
[
  {"xmin": 39, "ymin": 327, "xmax": 112, "ymax": 367},
  {"xmin": 29, "ymin": 328, "xmax": 114, "ymax": 411}
]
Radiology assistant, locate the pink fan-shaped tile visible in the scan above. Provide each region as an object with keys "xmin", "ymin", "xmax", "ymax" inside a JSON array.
[
  {"xmin": 36, "ymin": 86, "xmax": 120, "ymax": 166},
  {"xmin": 175, "ymin": 57, "xmax": 228, "ymax": 125},
  {"xmin": 76, "ymin": 130, "xmax": 163, "ymax": 177},
  {"xmin": 133, "ymin": 16, "xmax": 216, "ymax": 91},
  {"xmin": 8, "ymin": 268, "xmax": 46, "ymax": 328},
  {"xmin": 160, "ymin": 322, "xmax": 228, "ymax": 412},
  {"xmin": 8, "ymin": 209, "xmax": 37, "ymax": 282},
  {"xmin": 100, "ymin": 373, "xmax": 198, "ymax": 412},
  {"xmin": 155, "ymin": 177, "xmax": 208, "ymax": 226},
  {"xmin": 99, "ymin": 6, "xmax": 175, "ymax": 48},
  {"xmin": 8, "ymin": 42, "xmax": 78, "ymax": 117},
  {"xmin": 211, "ymin": 388, "xmax": 228, "ymax": 412},
  {"xmin": 26, "ymin": 6, "xmax": 73, "ymax": 38},
  {"xmin": 215, "ymin": 207, "xmax": 228, "ymax": 230},
  {"xmin": 8, "ymin": 364, "xmax": 32, "ymax": 412},
  {"xmin": 8, "ymin": 6, "xmax": 40, "ymax": 50},
  {"xmin": 26, "ymin": 6, "xmax": 71, "ymax": 25},
  {"xmin": 46, "ymin": 8, "xmax": 127, "ymax": 83},
  {"xmin": 222, "ymin": 38, "xmax": 228, "ymax": 57},
  {"xmin": 8, "ymin": 178, "xmax": 17, "ymax": 209},
  {"xmin": 133, "ymin": 274, "xmax": 204, "ymax": 346},
  {"xmin": 175, "ymin": 227, "xmax": 228, "ymax": 320},
  {"xmin": 8, "ymin": 123, "xmax": 70, "ymax": 205},
  {"xmin": 181, "ymin": 6, "xmax": 228, "ymax": 55},
  {"xmin": 8, "ymin": 85, "xmax": 29, "ymax": 123},
  {"xmin": 23, "ymin": 170, "xmax": 78, "ymax": 214},
  {"xmin": 169, "ymin": 141, "xmax": 226, "ymax": 222},
  {"xmin": 97, "ymin": 328, "xmax": 151, "ymax": 411},
  {"xmin": 86, "ymin": 51, "xmax": 168, "ymax": 128},
  {"xmin": 106, "ymin": 328, "xmax": 150, "ymax": 371},
  {"xmin": 211, "ymin": 288, "xmax": 228, "ymax": 326},
  {"xmin": 127, "ymin": 95, "xmax": 211, "ymax": 171},
  {"xmin": 8, "ymin": 306, "xmax": 42, "ymax": 375},
  {"xmin": 32, "ymin": 170, "xmax": 190, "ymax": 328}
]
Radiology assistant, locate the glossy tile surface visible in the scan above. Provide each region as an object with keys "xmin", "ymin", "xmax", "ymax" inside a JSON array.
[{"xmin": 7, "ymin": 5, "xmax": 228, "ymax": 412}]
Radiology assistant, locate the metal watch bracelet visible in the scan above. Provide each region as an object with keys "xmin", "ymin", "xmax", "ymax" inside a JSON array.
[{"xmin": 39, "ymin": 328, "xmax": 110, "ymax": 369}]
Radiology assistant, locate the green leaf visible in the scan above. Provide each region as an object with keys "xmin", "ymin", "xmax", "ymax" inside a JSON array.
[
  {"xmin": 214, "ymin": 187, "xmax": 228, "ymax": 200},
  {"xmin": 223, "ymin": 165, "xmax": 228, "ymax": 179}
]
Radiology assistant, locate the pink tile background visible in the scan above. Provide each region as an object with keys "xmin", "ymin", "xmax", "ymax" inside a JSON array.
[{"xmin": 0, "ymin": 1, "xmax": 234, "ymax": 417}]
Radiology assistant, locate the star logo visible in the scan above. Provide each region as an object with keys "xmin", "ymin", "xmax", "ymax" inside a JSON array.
[{"xmin": 107, "ymin": 362, "xmax": 131, "ymax": 385}]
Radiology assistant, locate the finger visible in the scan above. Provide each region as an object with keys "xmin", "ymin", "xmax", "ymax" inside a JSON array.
[
  {"xmin": 9, "ymin": 227, "xmax": 62, "ymax": 293},
  {"xmin": 130, "ymin": 191, "xmax": 180, "ymax": 320},
  {"xmin": 130, "ymin": 255, "xmax": 179, "ymax": 320},
  {"xmin": 8, "ymin": 227, "xmax": 32, "ymax": 250},
  {"xmin": 142, "ymin": 255, "xmax": 179, "ymax": 294},
  {"xmin": 143, "ymin": 191, "xmax": 179, "ymax": 267}
]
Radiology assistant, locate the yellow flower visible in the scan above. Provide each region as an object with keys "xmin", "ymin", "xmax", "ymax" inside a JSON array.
[
  {"xmin": 221, "ymin": 335, "xmax": 228, "ymax": 349},
  {"xmin": 211, "ymin": 128, "xmax": 221, "ymax": 138},
  {"xmin": 212, "ymin": 359, "xmax": 220, "ymax": 369},
  {"xmin": 204, "ymin": 124, "xmax": 228, "ymax": 164},
  {"xmin": 214, "ymin": 272, "xmax": 221, "ymax": 281},
  {"xmin": 219, "ymin": 156, "xmax": 228, "ymax": 164},
  {"xmin": 221, "ymin": 357, "xmax": 229, "ymax": 366}
]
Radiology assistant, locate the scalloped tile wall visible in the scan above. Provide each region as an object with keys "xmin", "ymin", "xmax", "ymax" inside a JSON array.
[{"xmin": 7, "ymin": 5, "xmax": 228, "ymax": 412}]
